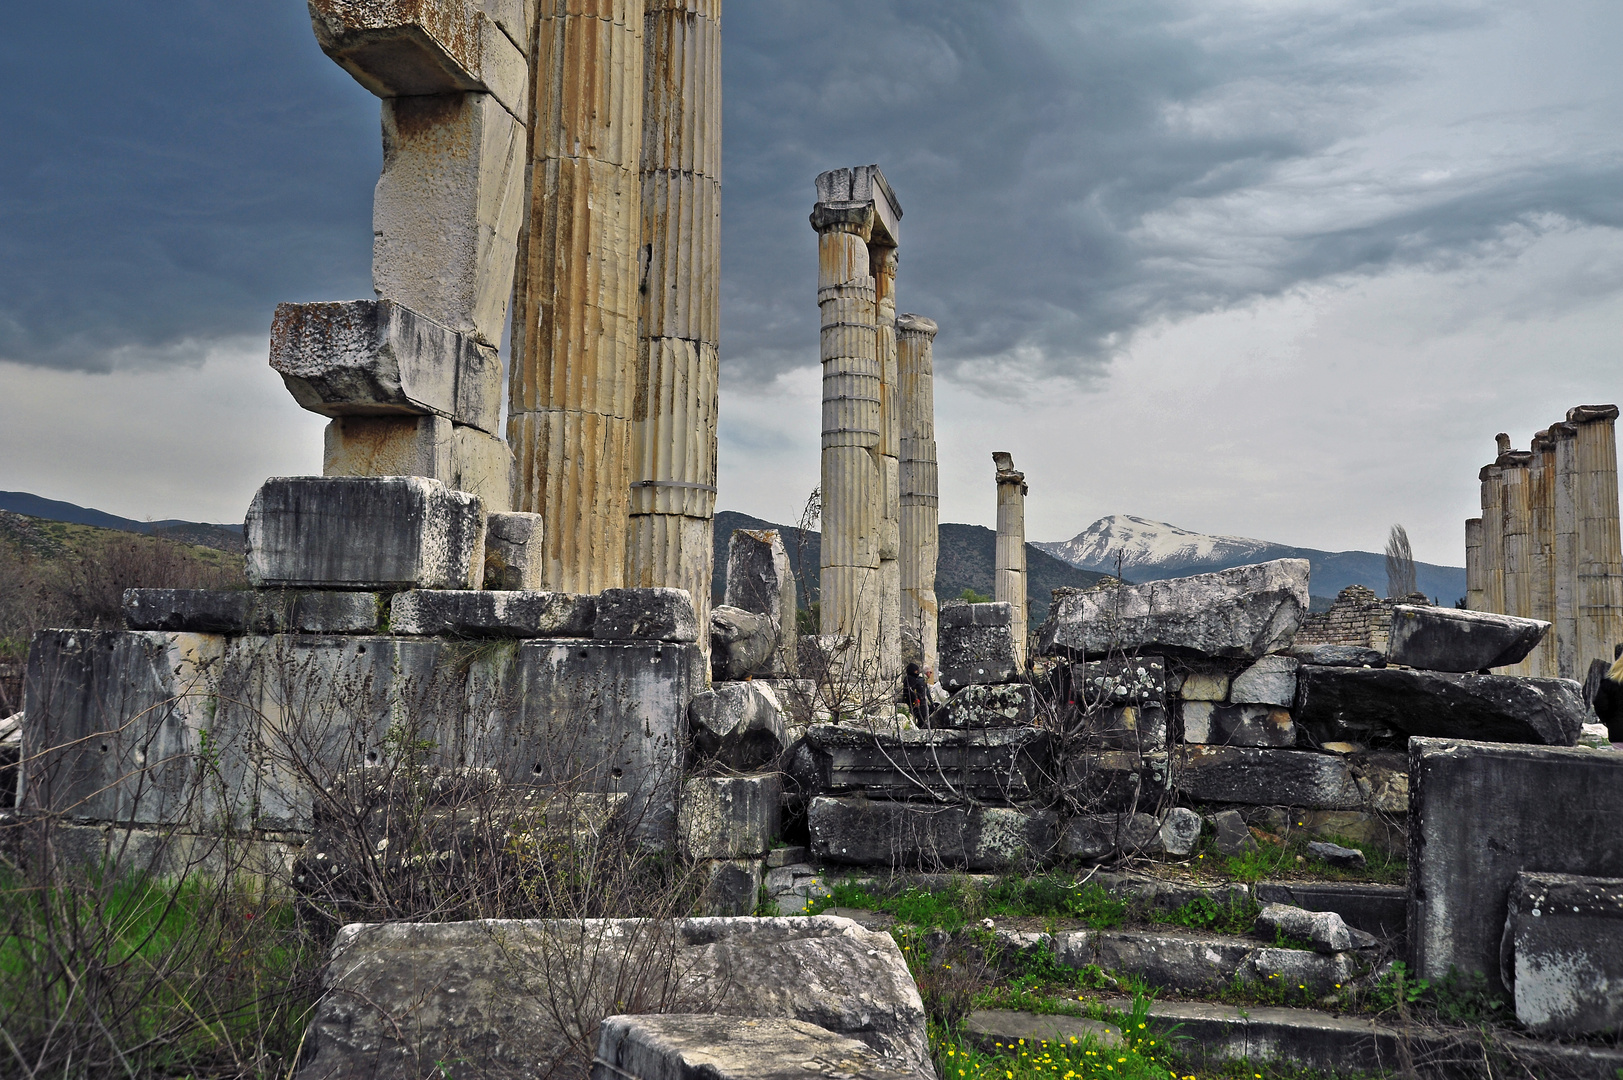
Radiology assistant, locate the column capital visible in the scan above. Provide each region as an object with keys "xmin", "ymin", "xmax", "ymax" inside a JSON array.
[
  {"xmin": 814, "ymin": 164, "xmax": 901, "ymax": 245},
  {"xmin": 897, "ymin": 313, "xmax": 938, "ymax": 339},
  {"xmin": 993, "ymin": 451, "xmax": 1027, "ymax": 491},
  {"xmin": 1569, "ymin": 404, "xmax": 1621, "ymax": 424},
  {"xmin": 810, "ymin": 203, "xmax": 874, "ymax": 238}
]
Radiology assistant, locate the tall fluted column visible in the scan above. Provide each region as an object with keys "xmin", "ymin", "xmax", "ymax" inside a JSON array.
[
  {"xmin": 1465, "ymin": 518, "xmax": 1484, "ymax": 613},
  {"xmin": 898, "ymin": 314, "xmax": 940, "ymax": 673},
  {"xmin": 1570, "ymin": 405, "xmax": 1623, "ymax": 670},
  {"xmin": 1552, "ymin": 421, "xmax": 1580, "ymax": 679},
  {"xmin": 1498, "ymin": 447, "xmax": 1533, "ymax": 673},
  {"xmin": 813, "ymin": 201, "xmax": 881, "ymax": 665},
  {"xmin": 509, "ymin": 0, "xmax": 645, "ymax": 592},
  {"xmin": 1480, "ymin": 455, "xmax": 1505, "ymax": 619},
  {"xmin": 1526, "ymin": 430, "xmax": 1558, "ymax": 677},
  {"xmin": 994, "ymin": 452, "xmax": 1029, "ymax": 670},
  {"xmin": 626, "ymin": 0, "xmax": 721, "ymax": 641},
  {"xmin": 873, "ymin": 244, "xmax": 902, "ymax": 684}
]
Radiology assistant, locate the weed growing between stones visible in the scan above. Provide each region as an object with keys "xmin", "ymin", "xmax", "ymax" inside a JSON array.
[
  {"xmin": 929, "ymin": 995, "xmax": 1183, "ymax": 1080},
  {"xmin": 1188, "ymin": 831, "xmax": 1404, "ymax": 886},
  {"xmin": 1147, "ymin": 894, "xmax": 1260, "ymax": 935}
]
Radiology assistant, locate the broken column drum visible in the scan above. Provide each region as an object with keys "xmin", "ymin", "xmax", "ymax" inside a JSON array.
[
  {"xmin": 1465, "ymin": 517, "xmax": 1485, "ymax": 614},
  {"xmin": 812, "ymin": 166, "xmax": 902, "ymax": 677},
  {"xmin": 509, "ymin": 0, "xmax": 646, "ymax": 593},
  {"xmin": 626, "ymin": 0, "xmax": 722, "ymax": 646},
  {"xmin": 994, "ymin": 452, "xmax": 1028, "ymax": 670},
  {"xmin": 1571, "ymin": 406, "xmax": 1623, "ymax": 672},
  {"xmin": 897, "ymin": 313, "xmax": 940, "ymax": 671}
]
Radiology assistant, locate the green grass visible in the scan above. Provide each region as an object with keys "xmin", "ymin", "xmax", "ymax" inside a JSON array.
[
  {"xmin": 1148, "ymin": 894, "xmax": 1260, "ymax": 935},
  {"xmin": 931, "ymin": 994, "xmax": 1184, "ymax": 1080},
  {"xmin": 804, "ymin": 874, "xmax": 1133, "ymax": 930},
  {"xmin": 1187, "ymin": 833, "xmax": 1404, "ymax": 886}
]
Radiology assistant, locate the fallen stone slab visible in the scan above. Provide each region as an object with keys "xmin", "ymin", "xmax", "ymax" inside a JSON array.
[
  {"xmin": 962, "ymin": 1010, "xmax": 1122, "ymax": 1052},
  {"xmin": 1212, "ymin": 809, "xmax": 1257, "ymax": 856},
  {"xmin": 1037, "ymin": 559, "xmax": 1310, "ymax": 661},
  {"xmin": 125, "ymin": 588, "xmax": 385, "ymax": 635},
  {"xmin": 595, "ymin": 589, "xmax": 700, "ymax": 643},
  {"xmin": 1305, "ymin": 840, "xmax": 1365, "ymax": 870},
  {"xmin": 1287, "ymin": 644, "xmax": 1385, "ymax": 668},
  {"xmin": 688, "ymin": 682, "xmax": 788, "ymax": 772},
  {"xmin": 1228, "ymin": 655, "xmax": 1299, "ymax": 706},
  {"xmin": 940, "ymin": 683, "xmax": 1041, "ymax": 728},
  {"xmin": 245, "ymin": 476, "xmax": 485, "ymax": 590},
  {"xmin": 710, "ymin": 605, "xmax": 776, "ymax": 681},
  {"xmin": 1176, "ymin": 747, "xmax": 1366, "ymax": 810},
  {"xmin": 1041, "ymin": 928, "xmax": 1351, "ymax": 995},
  {"xmin": 592, "ymin": 1014, "xmax": 928, "ymax": 1080},
  {"xmin": 1253, "ymin": 883, "xmax": 1406, "ymax": 941},
  {"xmin": 271, "ymin": 299, "xmax": 502, "ymax": 432},
  {"xmin": 294, "ymin": 916, "xmax": 931, "ymax": 1080},
  {"xmin": 679, "ymin": 775, "xmax": 782, "ymax": 861},
  {"xmin": 1159, "ymin": 806, "xmax": 1203, "ymax": 856},
  {"xmin": 767, "ymin": 846, "xmax": 809, "ymax": 868},
  {"xmin": 1255, "ymin": 903, "xmax": 1352, "ymax": 954},
  {"xmin": 802, "ymin": 725, "xmax": 1052, "ymax": 802},
  {"xmin": 809, "ymin": 796, "xmax": 1057, "ymax": 871},
  {"xmin": 1502, "ymin": 871, "xmax": 1623, "ymax": 1035},
  {"xmin": 1181, "ymin": 702, "xmax": 1296, "ymax": 747},
  {"xmin": 389, "ymin": 589, "xmax": 596, "ymax": 637},
  {"xmin": 1296, "ymin": 665, "xmax": 1584, "ymax": 747},
  {"xmin": 1387, "ymin": 604, "xmax": 1549, "ymax": 673},
  {"xmin": 938, "ymin": 602, "xmax": 1020, "ymax": 689},
  {"xmin": 1409, "ymin": 738, "xmax": 1623, "ymax": 996}
]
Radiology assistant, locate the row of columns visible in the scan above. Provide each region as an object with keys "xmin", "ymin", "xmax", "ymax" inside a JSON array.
[
  {"xmin": 1465, "ymin": 406, "xmax": 1623, "ymax": 678},
  {"xmin": 508, "ymin": 0, "xmax": 721, "ymax": 620}
]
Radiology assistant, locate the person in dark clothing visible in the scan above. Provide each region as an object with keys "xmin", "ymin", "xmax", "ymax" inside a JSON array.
[
  {"xmin": 1592, "ymin": 645, "xmax": 1623, "ymax": 743},
  {"xmin": 903, "ymin": 662, "xmax": 931, "ymax": 727}
]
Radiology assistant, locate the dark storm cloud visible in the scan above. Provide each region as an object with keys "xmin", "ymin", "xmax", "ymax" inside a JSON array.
[
  {"xmin": 5, "ymin": 0, "xmax": 1618, "ymax": 385},
  {"xmin": 0, "ymin": 1, "xmax": 378, "ymax": 372}
]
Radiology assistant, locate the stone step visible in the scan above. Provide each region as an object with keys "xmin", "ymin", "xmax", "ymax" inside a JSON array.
[
  {"xmin": 961, "ymin": 1010, "xmax": 1122, "ymax": 1052},
  {"xmin": 1101, "ymin": 998, "xmax": 1623, "ymax": 1080}
]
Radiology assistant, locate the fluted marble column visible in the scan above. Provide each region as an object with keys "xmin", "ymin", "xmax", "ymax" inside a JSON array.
[
  {"xmin": 1499, "ymin": 447, "xmax": 1533, "ymax": 673},
  {"xmin": 1552, "ymin": 421, "xmax": 1580, "ymax": 679},
  {"xmin": 1465, "ymin": 518, "xmax": 1484, "ymax": 614},
  {"xmin": 509, "ymin": 0, "xmax": 645, "ymax": 592},
  {"xmin": 1526, "ymin": 430, "xmax": 1557, "ymax": 677},
  {"xmin": 994, "ymin": 452, "xmax": 1028, "ymax": 670},
  {"xmin": 1570, "ymin": 405, "xmax": 1623, "ymax": 670},
  {"xmin": 873, "ymin": 244, "xmax": 902, "ymax": 684},
  {"xmin": 1480, "ymin": 448, "xmax": 1506, "ymax": 620},
  {"xmin": 898, "ymin": 313, "xmax": 940, "ymax": 672},
  {"xmin": 626, "ymin": 0, "xmax": 721, "ymax": 640}
]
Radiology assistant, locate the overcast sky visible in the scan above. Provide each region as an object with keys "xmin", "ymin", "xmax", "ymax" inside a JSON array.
[{"xmin": 3, "ymin": 0, "xmax": 1620, "ymax": 566}]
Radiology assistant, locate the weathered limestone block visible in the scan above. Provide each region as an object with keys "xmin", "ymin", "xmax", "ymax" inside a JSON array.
[
  {"xmin": 940, "ymin": 684, "xmax": 1041, "ymax": 729},
  {"xmin": 710, "ymin": 605, "xmax": 775, "ymax": 682},
  {"xmin": 1306, "ymin": 840, "xmax": 1366, "ymax": 870},
  {"xmin": 323, "ymin": 414, "xmax": 451, "ymax": 478},
  {"xmin": 1386, "ymin": 605, "xmax": 1550, "ymax": 673},
  {"xmin": 691, "ymin": 860, "xmax": 765, "ymax": 917},
  {"xmin": 591, "ymin": 1014, "xmax": 928, "ymax": 1080},
  {"xmin": 294, "ymin": 916, "xmax": 931, "ymax": 1080},
  {"xmin": 1181, "ymin": 702, "xmax": 1296, "ymax": 747},
  {"xmin": 1253, "ymin": 882, "xmax": 1408, "ymax": 940},
  {"xmin": 1288, "ymin": 644, "xmax": 1386, "ymax": 668},
  {"xmin": 1062, "ymin": 751, "xmax": 1172, "ymax": 814},
  {"xmin": 1234, "ymin": 948, "xmax": 1358, "ymax": 996},
  {"xmin": 1255, "ymin": 903, "xmax": 1353, "ymax": 954},
  {"xmin": 1409, "ymin": 738, "xmax": 1623, "ymax": 996},
  {"xmin": 809, "ymin": 796, "xmax": 1057, "ymax": 871},
  {"xmin": 688, "ymin": 682, "xmax": 788, "ymax": 772},
  {"xmin": 1295, "ymin": 665, "xmax": 1584, "ymax": 747},
  {"xmin": 801, "ymin": 725, "xmax": 1052, "ymax": 803},
  {"xmin": 124, "ymin": 588, "xmax": 382, "ymax": 635},
  {"xmin": 1038, "ymin": 560, "xmax": 1311, "ymax": 660},
  {"xmin": 21, "ymin": 630, "xmax": 239, "ymax": 827},
  {"xmin": 1212, "ymin": 809, "xmax": 1257, "ymax": 855},
  {"xmin": 1075, "ymin": 656, "xmax": 1167, "ymax": 709},
  {"xmin": 1058, "ymin": 813, "xmax": 1160, "ymax": 860},
  {"xmin": 962, "ymin": 1012, "xmax": 1122, "ymax": 1055},
  {"xmin": 679, "ymin": 775, "xmax": 782, "ymax": 860},
  {"xmin": 1176, "ymin": 746, "xmax": 1365, "ymax": 809},
  {"xmin": 246, "ymin": 476, "xmax": 485, "ymax": 590},
  {"xmin": 938, "ymin": 601, "xmax": 1020, "ymax": 690},
  {"xmin": 1502, "ymin": 872, "xmax": 1623, "ymax": 1035},
  {"xmin": 483, "ymin": 511, "xmax": 544, "ymax": 589},
  {"xmin": 723, "ymin": 529, "xmax": 798, "ymax": 676},
  {"xmin": 376, "ymin": 91, "xmax": 525, "ymax": 346},
  {"xmin": 1159, "ymin": 806, "xmax": 1203, "ymax": 856},
  {"xmin": 389, "ymin": 590, "xmax": 596, "ymax": 637},
  {"xmin": 449, "ymin": 422, "xmax": 513, "ymax": 512},
  {"xmin": 465, "ymin": 642, "xmax": 699, "ymax": 842},
  {"xmin": 1229, "ymin": 656, "xmax": 1299, "ymax": 706},
  {"xmin": 271, "ymin": 299, "xmax": 502, "ymax": 432},
  {"xmin": 595, "ymin": 589, "xmax": 700, "ymax": 643},
  {"xmin": 1175, "ymin": 667, "xmax": 1231, "ymax": 701},
  {"xmin": 1075, "ymin": 703, "xmax": 1168, "ymax": 753}
]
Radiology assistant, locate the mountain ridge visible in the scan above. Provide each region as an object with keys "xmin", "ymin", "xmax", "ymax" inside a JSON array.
[{"xmin": 1036, "ymin": 514, "xmax": 1466, "ymax": 605}]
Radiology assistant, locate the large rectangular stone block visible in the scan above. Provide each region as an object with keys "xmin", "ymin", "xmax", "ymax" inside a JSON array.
[
  {"xmin": 809, "ymin": 796, "xmax": 1057, "ymax": 871},
  {"xmin": 246, "ymin": 476, "xmax": 485, "ymax": 590},
  {"xmin": 272, "ymin": 299, "xmax": 502, "ymax": 432},
  {"xmin": 124, "ymin": 588, "xmax": 382, "ymax": 635},
  {"xmin": 1502, "ymin": 872, "xmax": 1623, "ymax": 1035},
  {"xmin": 1175, "ymin": 746, "xmax": 1365, "ymax": 809},
  {"xmin": 466, "ymin": 642, "xmax": 699, "ymax": 842},
  {"xmin": 390, "ymin": 590, "xmax": 596, "ymax": 638},
  {"xmin": 591, "ymin": 1014, "xmax": 927, "ymax": 1080},
  {"xmin": 449, "ymin": 422, "xmax": 514, "ymax": 512},
  {"xmin": 938, "ymin": 601, "xmax": 1020, "ymax": 690},
  {"xmin": 1296, "ymin": 665, "xmax": 1583, "ymax": 747},
  {"xmin": 483, "ymin": 511, "xmax": 545, "ymax": 590},
  {"xmin": 1408, "ymin": 738, "xmax": 1623, "ymax": 997},
  {"xmin": 802, "ymin": 725, "xmax": 1052, "ymax": 803},
  {"xmin": 1037, "ymin": 559, "xmax": 1310, "ymax": 661},
  {"xmin": 678, "ymin": 775, "xmax": 782, "ymax": 860},
  {"xmin": 1387, "ymin": 605, "xmax": 1548, "ymax": 673},
  {"xmin": 596, "ymin": 589, "xmax": 700, "ymax": 643},
  {"xmin": 1180, "ymin": 702, "xmax": 1296, "ymax": 747}
]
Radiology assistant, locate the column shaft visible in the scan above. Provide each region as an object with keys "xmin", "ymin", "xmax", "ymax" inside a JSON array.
[
  {"xmin": 994, "ymin": 454, "xmax": 1028, "ymax": 670},
  {"xmin": 1552, "ymin": 422, "xmax": 1580, "ymax": 679},
  {"xmin": 1465, "ymin": 518, "xmax": 1484, "ymax": 613},
  {"xmin": 873, "ymin": 246, "xmax": 902, "ymax": 684},
  {"xmin": 1498, "ymin": 451, "xmax": 1533, "ymax": 673},
  {"xmin": 509, "ymin": 0, "xmax": 645, "ymax": 592},
  {"xmin": 1526, "ymin": 431, "xmax": 1558, "ymax": 677},
  {"xmin": 898, "ymin": 314, "xmax": 940, "ymax": 673},
  {"xmin": 1571, "ymin": 405, "xmax": 1623, "ymax": 670},
  {"xmin": 1480, "ymin": 463, "xmax": 1506, "ymax": 618},
  {"xmin": 627, "ymin": 0, "xmax": 721, "ymax": 640}
]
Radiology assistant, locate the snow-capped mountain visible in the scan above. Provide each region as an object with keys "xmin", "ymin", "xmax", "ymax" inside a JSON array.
[{"xmin": 1035, "ymin": 514, "xmax": 1467, "ymax": 605}]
